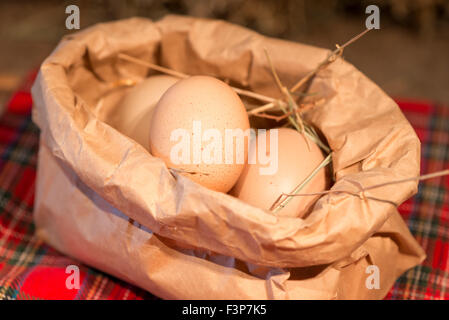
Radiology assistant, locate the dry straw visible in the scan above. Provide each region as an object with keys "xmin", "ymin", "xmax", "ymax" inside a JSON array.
[{"xmin": 274, "ymin": 169, "xmax": 449, "ymax": 208}]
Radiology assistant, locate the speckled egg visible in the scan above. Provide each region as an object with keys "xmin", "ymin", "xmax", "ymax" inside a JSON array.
[{"xmin": 149, "ymin": 75, "xmax": 250, "ymax": 193}]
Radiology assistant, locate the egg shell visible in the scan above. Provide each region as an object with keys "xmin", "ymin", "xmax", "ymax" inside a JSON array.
[
  {"xmin": 149, "ymin": 75, "xmax": 250, "ymax": 193},
  {"xmin": 231, "ymin": 127, "xmax": 328, "ymax": 218},
  {"xmin": 112, "ymin": 75, "xmax": 178, "ymax": 148}
]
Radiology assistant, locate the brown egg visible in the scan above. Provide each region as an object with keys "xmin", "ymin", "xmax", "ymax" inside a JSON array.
[
  {"xmin": 112, "ymin": 75, "xmax": 178, "ymax": 148},
  {"xmin": 231, "ymin": 128, "xmax": 328, "ymax": 218},
  {"xmin": 149, "ymin": 75, "xmax": 250, "ymax": 193}
]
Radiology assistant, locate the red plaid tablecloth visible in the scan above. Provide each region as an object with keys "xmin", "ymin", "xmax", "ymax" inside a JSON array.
[{"xmin": 0, "ymin": 73, "xmax": 448, "ymax": 300}]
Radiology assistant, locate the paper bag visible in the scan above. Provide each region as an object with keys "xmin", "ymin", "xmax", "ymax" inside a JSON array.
[{"xmin": 31, "ymin": 15, "xmax": 425, "ymax": 299}]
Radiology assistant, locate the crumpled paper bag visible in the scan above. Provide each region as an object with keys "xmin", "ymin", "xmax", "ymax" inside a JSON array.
[{"xmin": 31, "ymin": 15, "xmax": 425, "ymax": 299}]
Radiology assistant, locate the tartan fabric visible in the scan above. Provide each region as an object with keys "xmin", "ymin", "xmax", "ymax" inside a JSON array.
[
  {"xmin": 385, "ymin": 100, "xmax": 449, "ymax": 300},
  {"xmin": 0, "ymin": 73, "xmax": 156, "ymax": 300},
  {"xmin": 0, "ymin": 74, "xmax": 448, "ymax": 300}
]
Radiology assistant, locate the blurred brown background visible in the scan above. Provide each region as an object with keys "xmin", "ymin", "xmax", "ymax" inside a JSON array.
[{"xmin": 1, "ymin": 0, "xmax": 448, "ymax": 113}]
